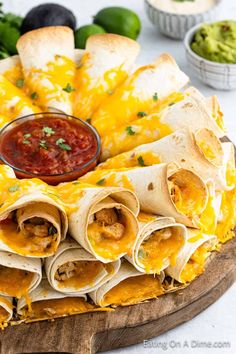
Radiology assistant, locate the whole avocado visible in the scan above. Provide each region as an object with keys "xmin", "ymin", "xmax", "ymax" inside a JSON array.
[
  {"xmin": 21, "ymin": 3, "xmax": 76, "ymax": 34},
  {"xmin": 93, "ymin": 7, "xmax": 141, "ymax": 40}
]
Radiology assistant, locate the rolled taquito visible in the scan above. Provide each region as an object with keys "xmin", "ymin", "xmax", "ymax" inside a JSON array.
[
  {"xmin": 98, "ymin": 128, "xmax": 229, "ymax": 190},
  {"xmin": 80, "ymin": 163, "xmax": 208, "ymax": 228},
  {"xmin": 55, "ymin": 182, "xmax": 139, "ymax": 263},
  {"xmin": 45, "ymin": 238, "xmax": 120, "ymax": 295},
  {"xmin": 100, "ymin": 87, "xmax": 226, "ymax": 160},
  {"xmin": 0, "ymin": 296, "xmax": 13, "ymax": 329},
  {"xmin": 0, "ymin": 177, "xmax": 68, "ymax": 257},
  {"xmin": 73, "ymin": 33, "xmax": 140, "ymax": 120},
  {"xmin": 0, "ymin": 251, "xmax": 41, "ymax": 298},
  {"xmin": 89, "ymin": 260, "xmax": 164, "ymax": 307},
  {"xmin": 17, "ymin": 279, "xmax": 109, "ymax": 323},
  {"xmin": 126, "ymin": 215, "xmax": 187, "ymax": 274},
  {"xmin": 17, "ymin": 26, "xmax": 75, "ymax": 114},
  {"xmin": 166, "ymin": 229, "xmax": 217, "ymax": 284},
  {"xmin": 92, "ymin": 53, "xmax": 189, "ymax": 136}
]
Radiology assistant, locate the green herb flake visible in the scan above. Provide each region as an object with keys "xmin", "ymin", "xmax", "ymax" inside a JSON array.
[
  {"xmin": 153, "ymin": 92, "xmax": 158, "ymax": 102},
  {"xmin": 63, "ymin": 83, "xmax": 75, "ymax": 93},
  {"xmin": 39, "ymin": 140, "xmax": 48, "ymax": 150},
  {"xmin": 125, "ymin": 126, "xmax": 135, "ymax": 136},
  {"xmin": 24, "ymin": 133, "xmax": 31, "ymax": 139},
  {"xmin": 0, "ymin": 202, "xmax": 4, "ymax": 208},
  {"xmin": 8, "ymin": 184, "xmax": 19, "ymax": 193},
  {"xmin": 72, "ymin": 181, "xmax": 80, "ymax": 185},
  {"xmin": 137, "ymin": 111, "xmax": 147, "ymax": 118},
  {"xmin": 138, "ymin": 249, "xmax": 146, "ymax": 259},
  {"xmin": 56, "ymin": 138, "xmax": 72, "ymax": 151},
  {"xmin": 137, "ymin": 155, "xmax": 145, "ymax": 167},
  {"xmin": 31, "ymin": 92, "xmax": 39, "ymax": 100},
  {"xmin": 16, "ymin": 78, "xmax": 24, "ymax": 88},
  {"xmin": 86, "ymin": 118, "xmax": 91, "ymax": 124},
  {"xmin": 42, "ymin": 126, "xmax": 55, "ymax": 136},
  {"xmin": 23, "ymin": 140, "xmax": 30, "ymax": 145},
  {"xmin": 169, "ymin": 102, "xmax": 175, "ymax": 107},
  {"xmin": 107, "ymin": 89, "xmax": 114, "ymax": 95},
  {"xmin": 48, "ymin": 225, "xmax": 57, "ymax": 235},
  {"xmin": 96, "ymin": 178, "xmax": 106, "ymax": 186}
]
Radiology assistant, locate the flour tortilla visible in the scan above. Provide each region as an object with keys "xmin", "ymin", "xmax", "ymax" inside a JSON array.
[
  {"xmin": 126, "ymin": 216, "xmax": 187, "ymax": 273},
  {"xmin": 66, "ymin": 185, "xmax": 139, "ymax": 263},
  {"xmin": 99, "ymin": 128, "xmax": 227, "ymax": 190},
  {"xmin": 0, "ymin": 251, "xmax": 42, "ymax": 297},
  {"xmin": 166, "ymin": 230, "xmax": 217, "ymax": 283},
  {"xmin": 80, "ymin": 163, "xmax": 208, "ymax": 228},
  {"xmin": 45, "ymin": 238, "xmax": 121, "ymax": 295},
  {"xmin": 89, "ymin": 260, "xmax": 164, "ymax": 307},
  {"xmin": 0, "ymin": 190, "xmax": 68, "ymax": 258}
]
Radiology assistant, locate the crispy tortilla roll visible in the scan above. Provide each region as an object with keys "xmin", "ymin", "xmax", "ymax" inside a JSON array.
[
  {"xmin": 90, "ymin": 261, "xmax": 164, "ymax": 307},
  {"xmin": 55, "ymin": 182, "xmax": 139, "ymax": 263},
  {"xmin": 216, "ymin": 142, "xmax": 236, "ymax": 243},
  {"xmin": 45, "ymin": 238, "xmax": 121, "ymax": 295},
  {"xmin": 0, "ymin": 179, "xmax": 68, "ymax": 257},
  {"xmin": 73, "ymin": 34, "xmax": 140, "ymax": 120},
  {"xmin": 100, "ymin": 88, "xmax": 225, "ymax": 160},
  {"xmin": 98, "ymin": 128, "xmax": 228, "ymax": 190},
  {"xmin": 17, "ymin": 26, "xmax": 75, "ymax": 114},
  {"xmin": 166, "ymin": 229, "xmax": 217, "ymax": 284},
  {"xmin": 126, "ymin": 215, "xmax": 187, "ymax": 274},
  {"xmin": 17, "ymin": 279, "xmax": 109, "ymax": 323},
  {"xmin": 0, "ymin": 55, "xmax": 24, "ymax": 87},
  {"xmin": 0, "ymin": 296, "xmax": 13, "ymax": 329},
  {"xmin": 0, "ymin": 251, "xmax": 41, "ymax": 298},
  {"xmin": 0, "ymin": 74, "xmax": 41, "ymax": 119},
  {"xmin": 92, "ymin": 53, "xmax": 189, "ymax": 136},
  {"xmin": 80, "ymin": 163, "xmax": 208, "ymax": 228}
]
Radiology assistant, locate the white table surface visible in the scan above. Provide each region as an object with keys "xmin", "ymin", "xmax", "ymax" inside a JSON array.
[{"xmin": 5, "ymin": 0, "xmax": 236, "ymax": 353}]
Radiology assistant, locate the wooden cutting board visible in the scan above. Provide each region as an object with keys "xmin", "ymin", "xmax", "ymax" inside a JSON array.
[
  {"xmin": 1, "ymin": 136, "xmax": 236, "ymax": 354},
  {"xmin": 0, "ymin": 235, "xmax": 235, "ymax": 354}
]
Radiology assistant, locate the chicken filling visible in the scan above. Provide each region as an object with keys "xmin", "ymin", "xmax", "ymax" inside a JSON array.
[
  {"xmin": 138, "ymin": 227, "xmax": 184, "ymax": 274},
  {"xmin": 87, "ymin": 207, "xmax": 135, "ymax": 260},
  {"xmin": 55, "ymin": 260, "xmax": 105, "ymax": 290},
  {"xmin": 0, "ymin": 212, "xmax": 59, "ymax": 256},
  {"xmin": 0, "ymin": 306, "xmax": 9, "ymax": 329}
]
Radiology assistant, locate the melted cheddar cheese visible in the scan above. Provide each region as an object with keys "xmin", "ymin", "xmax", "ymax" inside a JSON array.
[
  {"xmin": 88, "ymin": 214, "xmax": 136, "ymax": 260},
  {"xmin": 98, "ymin": 151, "xmax": 161, "ymax": 170},
  {"xmin": 180, "ymin": 243, "xmax": 210, "ymax": 283},
  {"xmin": 4, "ymin": 64, "xmax": 24, "ymax": 88},
  {"xmin": 56, "ymin": 261, "xmax": 105, "ymax": 290},
  {"xmin": 25, "ymin": 55, "xmax": 75, "ymax": 111},
  {"xmin": 73, "ymin": 53, "xmax": 128, "ymax": 120},
  {"xmin": 137, "ymin": 212, "xmax": 157, "ymax": 223},
  {"xmin": 102, "ymin": 275, "xmax": 164, "ymax": 307},
  {"xmin": 0, "ymin": 265, "xmax": 34, "ymax": 298},
  {"xmin": 197, "ymin": 140, "xmax": 217, "ymax": 162},
  {"xmin": 21, "ymin": 297, "xmax": 110, "ymax": 322},
  {"xmin": 0, "ymin": 75, "xmax": 40, "ymax": 119},
  {"xmin": 197, "ymin": 194, "xmax": 217, "ymax": 235},
  {"xmin": 0, "ymin": 221, "xmax": 58, "ymax": 257},
  {"xmin": 0, "ymin": 306, "xmax": 9, "ymax": 329},
  {"xmin": 101, "ymin": 116, "xmax": 172, "ymax": 160},
  {"xmin": 138, "ymin": 228, "xmax": 184, "ymax": 273},
  {"xmin": 92, "ymin": 64, "xmax": 184, "ymax": 137},
  {"xmin": 216, "ymin": 188, "xmax": 236, "ymax": 243}
]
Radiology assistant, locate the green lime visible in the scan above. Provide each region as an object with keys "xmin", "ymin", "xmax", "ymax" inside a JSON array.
[
  {"xmin": 74, "ymin": 24, "xmax": 106, "ymax": 49},
  {"xmin": 93, "ymin": 7, "xmax": 141, "ymax": 40}
]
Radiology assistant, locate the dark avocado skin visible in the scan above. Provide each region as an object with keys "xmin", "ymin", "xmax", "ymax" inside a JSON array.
[{"xmin": 21, "ymin": 3, "xmax": 76, "ymax": 34}]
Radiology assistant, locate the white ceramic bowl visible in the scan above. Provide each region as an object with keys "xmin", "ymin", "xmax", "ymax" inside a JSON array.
[
  {"xmin": 184, "ymin": 23, "xmax": 236, "ymax": 91},
  {"xmin": 144, "ymin": 0, "xmax": 222, "ymax": 40}
]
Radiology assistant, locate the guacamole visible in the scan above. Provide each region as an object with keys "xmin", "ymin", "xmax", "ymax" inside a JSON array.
[{"xmin": 191, "ymin": 21, "xmax": 236, "ymax": 64}]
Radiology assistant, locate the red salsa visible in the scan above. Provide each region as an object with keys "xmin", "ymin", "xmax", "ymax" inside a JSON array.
[{"xmin": 0, "ymin": 116, "xmax": 100, "ymax": 178}]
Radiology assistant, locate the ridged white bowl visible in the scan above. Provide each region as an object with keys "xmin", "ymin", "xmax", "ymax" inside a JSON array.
[
  {"xmin": 184, "ymin": 23, "xmax": 236, "ymax": 91},
  {"xmin": 144, "ymin": 0, "xmax": 222, "ymax": 40}
]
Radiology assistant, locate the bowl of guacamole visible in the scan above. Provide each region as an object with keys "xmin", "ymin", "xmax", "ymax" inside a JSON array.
[{"xmin": 184, "ymin": 21, "xmax": 236, "ymax": 90}]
